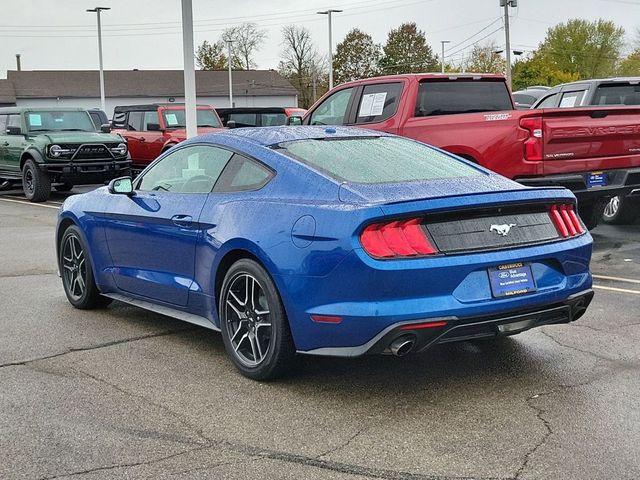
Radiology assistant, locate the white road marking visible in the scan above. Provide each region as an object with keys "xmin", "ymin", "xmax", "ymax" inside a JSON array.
[
  {"xmin": 0, "ymin": 197, "xmax": 60, "ymax": 210},
  {"xmin": 592, "ymin": 274, "xmax": 640, "ymax": 285},
  {"xmin": 593, "ymin": 285, "xmax": 640, "ymax": 295}
]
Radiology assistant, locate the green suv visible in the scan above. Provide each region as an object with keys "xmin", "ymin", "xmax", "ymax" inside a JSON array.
[{"xmin": 0, "ymin": 107, "xmax": 131, "ymax": 201}]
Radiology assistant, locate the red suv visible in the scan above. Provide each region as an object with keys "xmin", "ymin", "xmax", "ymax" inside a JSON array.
[{"xmin": 111, "ymin": 104, "xmax": 225, "ymax": 172}]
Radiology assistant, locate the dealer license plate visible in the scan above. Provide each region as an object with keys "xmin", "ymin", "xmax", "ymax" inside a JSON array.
[
  {"xmin": 488, "ymin": 262, "xmax": 536, "ymax": 298},
  {"xmin": 586, "ymin": 171, "xmax": 607, "ymax": 188}
]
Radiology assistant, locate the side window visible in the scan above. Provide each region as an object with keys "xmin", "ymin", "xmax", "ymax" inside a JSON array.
[
  {"xmin": 127, "ymin": 111, "xmax": 143, "ymax": 131},
  {"xmin": 355, "ymin": 83, "xmax": 403, "ymax": 124},
  {"xmin": 143, "ymin": 111, "xmax": 160, "ymax": 131},
  {"xmin": 215, "ymin": 154, "xmax": 273, "ymax": 192},
  {"xmin": 137, "ymin": 145, "xmax": 233, "ymax": 193},
  {"xmin": 229, "ymin": 113, "xmax": 257, "ymax": 127},
  {"xmin": 309, "ymin": 87, "xmax": 354, "ymax": 126},
  {"xmin": 0, "ymin": 115, "xmax": 7, "ymax": 133},
  {"xmin": 7, "ymin": 115, "xmax": 21, "ymax": 129},
  {"xmin": 261, "ymin": 112, "xmax": 287, "ymax": 126},
  {"xmin": 537, "ymin": 93, "xmax": 559, "ymax": 108},
  {"xmin": 112, "ymin": 111, "xmax": 127, "ymax": 128},
  {"xmin": 559, "ymin": 90, "xmax": 586, "ymax": 108}
]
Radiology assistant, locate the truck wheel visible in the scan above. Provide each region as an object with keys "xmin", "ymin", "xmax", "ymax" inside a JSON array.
[
  {"xmin": 578, "ymin": 201, "xmax": 605, "ymax": 230},
  {"xmin": 55, "ymin": 182, "xmax": 74, "ymax": 192},
  {"xmin": 602, "ymin": 195, "xmax": 640, "ymax": 225},
  {"xmin": 22, "ymin": 159, "xmax": 51, "ymax": 202}
]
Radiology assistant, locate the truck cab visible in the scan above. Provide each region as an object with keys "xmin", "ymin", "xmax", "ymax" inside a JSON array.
[{"xmin": 111, "ymin": 104, "xmax": 225, "ymax": 173}]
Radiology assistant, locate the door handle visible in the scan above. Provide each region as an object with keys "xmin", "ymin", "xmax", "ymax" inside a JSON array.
[
  {"xmin": 1, "ymin": 142, "xmax": 8, "ymax": 146},
  {"xmin": 138, "ymin": 137, "xmax": 146, "ymax": 142},
  {"xmin": 171, "ymin": 214, "xmax": 193, "ymax": 227}
]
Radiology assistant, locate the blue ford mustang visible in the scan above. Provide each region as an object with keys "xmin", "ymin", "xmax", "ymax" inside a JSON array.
[{"xmin": 56, "ymin": 126, "xmax": 593, "ymax": 380}]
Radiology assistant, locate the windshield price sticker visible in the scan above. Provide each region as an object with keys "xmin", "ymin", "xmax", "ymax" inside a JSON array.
[
  {"xmin": 28, "ymin": 114, "xmax": 43, "ymax": 127},
  {"xmin": 165, "ymin": 113, "xmax": 179, "ymax": 126},
  {"xmin": 488, "ymin": 262, "xmax": 536, "ymax": 298},
  {"xmin": 358, "ymin": 92, "xmax": 387, "ymax": 117}
]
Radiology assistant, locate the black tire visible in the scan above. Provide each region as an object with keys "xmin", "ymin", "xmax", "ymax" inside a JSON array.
[
  {"xmin": 59, "ymin": 225, "xmax": 112, "ymax": 309},
  {"xmin": 54, "ymin": 182, "xmax": 74, "ymax": 192},
  {"xmin": 219, "ymin": 259, "xmax": 296, "ymax": 380},
  {"xmin": 22, "ymin": 159, "xmax": 51, "ymax": 202},
  {"xmin": 602, "ymin": 195, "xmax": 640, "ymax": 225},
  {"xmin": 577, "ymin": 201, "xmax": 604, "ymax": 230}
]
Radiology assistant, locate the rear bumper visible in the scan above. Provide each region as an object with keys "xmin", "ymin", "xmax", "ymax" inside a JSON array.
[
  {"xmin": 302, "ymin": 290, "xmax": 593, "ymax": 357},
  {"xmin": 516, "ymin": 167, "xmax": 640, "ymax": 202},
  {"xmin": 40, "ymin": 159, "xmax": 132, "ymax": 184}
]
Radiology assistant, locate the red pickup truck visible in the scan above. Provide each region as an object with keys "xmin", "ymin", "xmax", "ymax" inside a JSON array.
[
  {"xmin": 300, "ymin": 74, "xmax": 640, "ymax": 228},
  {"xmin": 111, "ymin": 104, "xmax": 225, "ymax": 172}
]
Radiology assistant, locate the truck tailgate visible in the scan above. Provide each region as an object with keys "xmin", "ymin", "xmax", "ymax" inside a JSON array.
[{"xmin": 541, "ymin": 107, "xmax": 640, "ymax": 175}]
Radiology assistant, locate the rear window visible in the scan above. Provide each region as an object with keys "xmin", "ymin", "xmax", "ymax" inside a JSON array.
[
  {"xmin": 592, "ymin": 84, "xmax": 640, "ymax": 106},
  {"xmin": 415, "ymin": 80, "xmax": 513, "ymax": 116},
  {"xmin": 276, "ymin": 136, "xmax": 480, "ymax": 184}
]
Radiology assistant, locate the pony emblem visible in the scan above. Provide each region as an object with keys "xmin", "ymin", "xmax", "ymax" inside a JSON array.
[{"xmin": 490, "ymin": 223, "xmax": 516, "ymax": 236}]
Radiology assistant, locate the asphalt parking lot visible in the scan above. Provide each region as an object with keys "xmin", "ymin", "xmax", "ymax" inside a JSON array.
[{"xmin": 0, "ymin": 187, "xmax": 639, "ymax": 480}]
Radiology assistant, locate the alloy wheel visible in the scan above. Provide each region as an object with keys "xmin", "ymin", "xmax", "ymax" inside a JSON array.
[
  {"xmin": 24, "ymin": 168, "xmax": 34, "ymax": 195},
  {"xmin": 61, "ymin": 234, "xmax": 87, "ymax": 301},
  {"xmin": 224, "ymin": 273, "xmax": 272, "ymax": 367}
]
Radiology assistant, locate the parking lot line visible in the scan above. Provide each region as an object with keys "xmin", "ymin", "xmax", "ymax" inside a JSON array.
[
  {"xmin": 592, "ymin": 274, "xmax": 640, "ymax": 285},
  {"xmin": 593, "ymin": 284, "xmax": 640, "ymax": 295},
  {"xmin": 0, "ymin": 197, "xmax": 60, "ymax": 210}
]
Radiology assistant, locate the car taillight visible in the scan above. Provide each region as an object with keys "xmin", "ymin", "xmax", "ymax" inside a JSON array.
[
  {"xmin": 549, "ymin": 204, "xmax": 584, "ymax": 238},
  {"xmin": 520, "ymin": 116, "xmax": 543, "ymax": 161},
  {"xmin": 360, "ymin": 218, "xmax": 438, "ymax": 258}
]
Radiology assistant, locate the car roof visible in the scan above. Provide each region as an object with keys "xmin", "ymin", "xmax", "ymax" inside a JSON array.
[
  {"xmin": 332, "ymin": 72, "xmax": 506, "ymax": 89},
  {"xmin": 0, "ymin": 106, "xmax": 88, "ymax": 114},
  {"xmin": 194, "ymin": 126, "xmax": 390, "ymax": 147},
  {"xmin": 113, "ymin": 104, "xmax": 212, "ymax": 112},
  {"xmin": 553, "ymin": 77, "xmax": 640, "ymax": 89},
  {"xmin": 216, "ymin": 107, "xmax": 288, "ymax": 114}
]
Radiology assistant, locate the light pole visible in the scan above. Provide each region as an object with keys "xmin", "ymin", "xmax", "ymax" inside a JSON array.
[
  {"xmin": 317, "ymin": 9, "xmax": 342, "ymax": 90},
  {"xmin": 87, "ymin": 7, "xmax": 110, "ymax": 112},
  {"xmin": 180, "ymin": 0, "xmax": 197, "ymax": 139},
  {"xmin": 440, "ymin": 40, "xmax": 450, "ymax": 74},
  {"xmin": 225, "ymin": 38, "xmax": 234, "ymax": 107},
  {"xmin": 500, "ymin": 0, "xmax": 517, "ymax": 89}
]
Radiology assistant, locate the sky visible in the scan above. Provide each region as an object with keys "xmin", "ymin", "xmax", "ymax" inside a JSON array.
[{"xmin": 0, "ymin": 0, "xmax": 639, "ymax": 77}]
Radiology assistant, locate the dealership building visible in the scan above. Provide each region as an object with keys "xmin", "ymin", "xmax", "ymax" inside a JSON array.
[{"xmin": 0, "ymin": 69, "xmax": 299, "ymax": 117}]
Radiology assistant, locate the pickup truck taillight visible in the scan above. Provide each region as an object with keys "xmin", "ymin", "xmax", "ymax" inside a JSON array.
[
  {"xmin": 549, "ymin": 204, "xmax": 584, "ymax": 238},
  {"xmin": 520, "ymin": 116, "xmax": 543, "ymax": 161},
  {"xmin": 360, "ymin": 218, "xmax": 438, "ymax": 258}
]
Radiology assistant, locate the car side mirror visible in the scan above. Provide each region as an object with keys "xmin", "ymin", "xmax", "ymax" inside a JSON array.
[
  {"xmin": 6, "ymin": 126, "xmax": 22, "ymax": 135},
  {"xmin": 108, "ymin": 176, "xmax": 134, "ymax": 196},
  {"xmin": 287, "ymin": 115, "xmax": 303, "ymax": 126},
  {"xmin": 146, "ymin": 123, "xmax": 162, "ymax": 131},
  {"xmin": 100, "ymin": 123, "xmax": 111, "ymax": 133},
  {"xmin": 226, "ymin": 120, "xmax": 237, "ymax": 129}
]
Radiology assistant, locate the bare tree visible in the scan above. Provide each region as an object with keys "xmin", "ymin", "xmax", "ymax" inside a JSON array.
[
  {"xmin": 222, "ymin": 23, "xmax": 267, "ymax": 70},
  {"xmin": 278, "ymin": 25, "xmax": 325, "ymax": 107}
]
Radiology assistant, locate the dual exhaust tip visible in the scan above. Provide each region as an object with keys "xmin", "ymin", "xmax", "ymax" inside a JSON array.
[{"xmin": 390, "ymin": 336, "xmax": 416, "ymax": 357}]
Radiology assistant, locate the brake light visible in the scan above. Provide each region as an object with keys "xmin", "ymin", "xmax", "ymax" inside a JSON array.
[
  {"xmin": 549, "ymin": 204, "xmax": 584, "ymax": 238},
  {"xmin": 360, "ymin": 218, "xmax": 438, "ymax": 259},
  {"xmin": 520, "ymin": 116, "xmax": 543, "ymax": 161}
]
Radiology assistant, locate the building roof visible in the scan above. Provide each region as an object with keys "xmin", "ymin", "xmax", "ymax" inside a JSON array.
[
  {"xmin": 0, "ymin": 79, "xmax": 16, "ymax": 104},
  {"xmin": 5, "ymin": 70, "xmax": 297, "ymax": 99}
]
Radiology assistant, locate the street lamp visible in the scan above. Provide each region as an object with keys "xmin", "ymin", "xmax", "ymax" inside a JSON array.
[
  {"xmin": 180, "ymin": 0, "xmax": 197, "ymax": 138},
  {"xmin": 86, "ymin": 7, "xmax": 110, "ymax": 112},
  {"xmin": 225, "ymin": 38, "xmax": 234, "ymax": 107},
  {"xmin": 317, "ymin": 9, "xmax": 342, "ymax": 90},
  {"xmin": 440, "ymin": 40, "xmax": 451, "ymax": 74}
]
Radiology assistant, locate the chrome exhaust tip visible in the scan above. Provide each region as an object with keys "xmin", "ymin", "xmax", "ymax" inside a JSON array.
[{"xmin": 390, "ymin": 337, "xmax": 415, "ymax": 357}]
